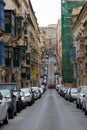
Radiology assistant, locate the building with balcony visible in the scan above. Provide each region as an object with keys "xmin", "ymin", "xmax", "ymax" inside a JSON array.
[
  {"xmin": 28, "ymin": 0, "xmax": 41, "ymax": 86},
  {"xmin": 72, "ymin": 2, "xmax": 87, "ymax": 86},
  {"xmin": 39, "ymin": 27, "xmax": 46, "ymax": 85},
  {"xmin": 0, "ymin": 0, "xmax": 41, "ymax": 87},
  {"xmin": 0, "ymin": 0, "xmax": 5, "ymax": 83},
  {"xmin": 43, "ymin": 24, "xmax": 57, "ymax": 53},
  {"xmin": 57, "ymin": 19, "xmax": 62, "ymax": 84}
]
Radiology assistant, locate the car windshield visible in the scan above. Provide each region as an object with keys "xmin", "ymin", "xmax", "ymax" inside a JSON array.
[
  {"xmin": 71, "ymin": 88, "xmax": 77, "ymax": 94},
  {"xmin": 32, "ymin": 87, "xmax": 39, "ymax": 91},
  {"xmin": 21, "ymin": 88, "xmax": 29, "ymax": 93},
  {"xmin": 0, "ymin": 84, "xmax": 18, "ymax": 91},
  {"xmin": 0, "ymin": 90, "xmax": 11, "ymax": 98}
]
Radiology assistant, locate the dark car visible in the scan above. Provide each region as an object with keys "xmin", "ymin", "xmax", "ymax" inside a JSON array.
[
  {"xmin": 0, "ymin": 89, "xmax": 16, "ymax": 119},
  {"xmin": 65, "ymin": 88, "xmax": 70, "ymax": 100},
  {"xmin": 0, "ymin": 83, "xmax": 21, "ymax": 113}
]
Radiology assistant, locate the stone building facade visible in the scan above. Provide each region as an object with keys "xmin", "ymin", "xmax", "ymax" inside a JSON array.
[
  {"xmin": 57, "ymin": 19, "xmax": 62, "ymax": 84},
  {"xmin": 0, "ymin": 0, "xmax": 41, "ymax": 87},
  {"xmin": 72, "ymin": 2, "xmax": 87, "ymax": 86},
  {"xmin": 43, "ymin": 24, "xmax": 57, "ymax": 53},
  {"xmin": 39, "ymin": 28, "xmax": 46, "ymax": 85}
]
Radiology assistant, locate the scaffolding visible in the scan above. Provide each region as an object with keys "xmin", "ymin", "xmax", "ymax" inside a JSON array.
[{"xmin": 61, "ymin": 0, "xmax": 85, "ymax": 84}]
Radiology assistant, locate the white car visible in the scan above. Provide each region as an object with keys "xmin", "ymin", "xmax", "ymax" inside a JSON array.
[
  {"xmin": 21, "ymin": 88, "xmax": 33, "ymax": 105},
  {"xmin": 83, "ymin": 87, "xmax": 87, "ymax": 115},
  {"xmin": 76, "ymin": 86, "xmax": 87, "ymax": 109},
  {"xmin": 0, "ymin": 92, "xmax": 8, "ymax": 124},
  {"xmin": 39, "ymin": 87, "xmax": 44, "ymax": 95},
  {"xmin": 56, "ymin": 84, "xmax": 62, "ymax": 92}
]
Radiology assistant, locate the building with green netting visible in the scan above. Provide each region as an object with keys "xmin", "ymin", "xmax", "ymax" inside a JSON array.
[{"xmin": 61, "ymin": 0, "xmax": 85, "ymax": 86}]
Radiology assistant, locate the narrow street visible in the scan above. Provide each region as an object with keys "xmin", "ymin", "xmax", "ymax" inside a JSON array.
[
  {"xmin": 0, "ymin": 89, "xmax": 87, "ymax": 130},
  {"xmin": 48, "ymin": 54, "xmax": 55, "ymax": 85}
]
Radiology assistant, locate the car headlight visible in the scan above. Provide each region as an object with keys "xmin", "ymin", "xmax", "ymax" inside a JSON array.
[{"xmin": 21, "ymin": 97, "xmax": 25, "ymax": 101}]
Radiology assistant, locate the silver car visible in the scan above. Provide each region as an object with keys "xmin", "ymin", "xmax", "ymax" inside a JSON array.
[
  {"xmin": 76, "ymin": 86, "xmax": 87, "ymax": 109},
  {"xmin": 21, "ymin": 88, "xmax": 33, "ymax": 105},
  {"xmin": 0, "ymin": 92, "xmax": 8, "ymax": 124}
]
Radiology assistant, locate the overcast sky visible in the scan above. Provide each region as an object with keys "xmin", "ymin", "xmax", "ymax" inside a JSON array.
[{"xmin": 31, "ymin": 0, "xmax": 61, "ymax": 27}]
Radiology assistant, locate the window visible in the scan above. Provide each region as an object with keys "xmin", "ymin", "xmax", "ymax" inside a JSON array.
[{"xmin": 5, "ymin": 47, "xmax": 12, "ymax": 59}]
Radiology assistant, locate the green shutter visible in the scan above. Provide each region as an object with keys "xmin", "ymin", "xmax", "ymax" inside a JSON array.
[
  {"xmin": 5, "ymin": 10, "xmax": 15, "ymax": 36},
  {"xmin": 26, "ymin": 68, "xmax": 30, "ymax": 79},
  {"xmin": 15, "ymin": 16, "xmax": 22, "ymax": 37},
  {"xmin": 13, "ymin": 48, "xmax": 20, "ymax": 67},
  {"xmin": 21, "ymin": 66, "xmax": 26, "ymax": 78},
  {"xmin": 23, "ymin": 22, "xmax": 28, "ymax": 34},
  {"xmin": 5, "ymin": 46, "xmax": 12, "ymax": 67}
]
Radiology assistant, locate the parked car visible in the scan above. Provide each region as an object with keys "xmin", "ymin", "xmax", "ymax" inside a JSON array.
[
  {"xmin": 84, "ymin": 91, "xmax": 87, "ymax": 115},
  {"xmin": 0, "ymin": 83, "xmax": 21, "ymax": 113},
  {"xmin": 76, "ymin": 86, "xmax": 87, "ymax": 109},
  {"xmin": 80, "ymin": 86, "xmax": 87, "ymax": 115},
  {"xmin": 20, "ymin": 91, "xmax": 26, "ymax": 109},
  {"xmin": 65, "ymin": 88, "xmax": 70, "ymax": 100},
  {"xmin": 28, "ymin": 87, "xmax": 34, "ymax": 104},
  {"xmin": 59, "ymin": 86, "xmax": 65, "ymax": 97},
  {"xmin": 39, "ymin": 87, "xmax": 44, "ymax": 95},
  {"xmin": 31, "ymin": 87, "xmax": 38, "ymax": 100},
  {"xmin": 0, "ymin": 92, "xmax": 8, "ymax": 124},
  {"xmin": 56, "ymin": 84, "xmax": 61, "ymax": 92},
  {"xmin": 32, "ymin": 87, "xmax": 41, "ymax": 99},
  {"xmin": 0, "ymin": 89, "xmax": 16, "ymax": 119},
  {"xmin": 63, "ymin": 87, "xmax": 68, "ymax": 97},
  {"xmin": 41, "ymin": 84, "xmax": 46, "ymax": 92},
  {"xmin": 69, "ymin": 88, "xmax": 78, "ymax": 102},
  {"xmin": 21, "ymin": 88, "xmax": 33, "ymax": 106}
]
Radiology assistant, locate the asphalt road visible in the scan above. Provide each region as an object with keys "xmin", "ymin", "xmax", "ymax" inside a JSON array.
[{"xmin": 0, "ymin": 89, "xmax": 87, "ymax": 130}]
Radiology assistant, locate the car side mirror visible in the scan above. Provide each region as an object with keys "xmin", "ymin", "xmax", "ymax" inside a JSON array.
[{"xmin": 83, "ymin": 94, "xmax": 85, "ymax": 97}]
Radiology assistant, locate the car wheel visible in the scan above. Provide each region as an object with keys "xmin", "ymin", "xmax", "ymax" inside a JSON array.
[
  {"xmin": 9, "ymin": 111, "xmax": 14, "ymax": 119},
  {"xmin": 14, "ymin": 109, "xmax": 17, "ymax": 116},
  {"xmin": 82, "ymin": 103, "xmax": 85, "ymax": 111},
  {"xmin": 3, "ymin": 112, "xmax": 8, "ymax": 124},
  {"xmin": 85, "ymin": 110, "xmax": 87, "ymax": 115},
  {"xmin": 17, "ymin": 104, "xmax": 20, "ymax": 113},
  {"xmin": 79, "ymin": 103, "xmax": 82, "ymax": 109},
  {"xmin": 85, "ymin": 105, "xmax": 87, "ymax": 115},
  {"xmin": 76, "ymin": 103, "xmax": 79, "ymax": 108}
]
